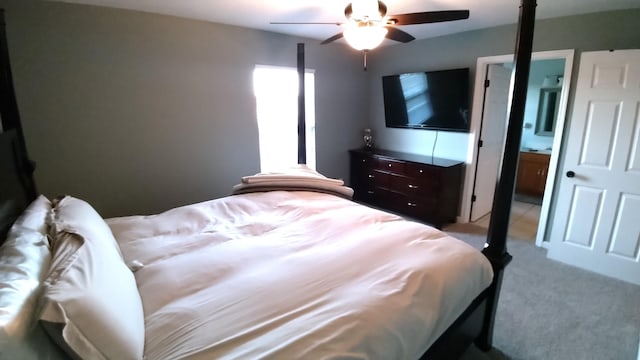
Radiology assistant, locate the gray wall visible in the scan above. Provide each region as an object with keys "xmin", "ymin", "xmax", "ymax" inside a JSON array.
[
  {"xmin": 3, "ymin": 1, "xmax": 639, "ymax": 219},
  {"xmin": 0, "ymin": 1, "xmax": 369, "ymax": 217},
  {"xmin": 366, "ymin": 9, "xmax": 640, "ymax": 161}
]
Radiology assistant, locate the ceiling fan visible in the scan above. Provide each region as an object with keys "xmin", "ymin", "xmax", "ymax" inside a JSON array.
[{"xmin": 270, "ymin": 0, "xmax": 470, "ymax": 52}]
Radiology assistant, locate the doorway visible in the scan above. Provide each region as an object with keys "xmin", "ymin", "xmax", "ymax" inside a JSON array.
[
  {"xmin": 472, "ymin": 200, "xmax": 542, "ymax": 242},
  {"xmin": 459, "ymin": 49, "xmax": 575, "ymax": 247}
]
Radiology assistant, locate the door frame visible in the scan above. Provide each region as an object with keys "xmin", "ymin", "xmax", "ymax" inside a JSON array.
[{"xmin": 459, "ymin": 49, "xmax": 575, "ymax": 248}]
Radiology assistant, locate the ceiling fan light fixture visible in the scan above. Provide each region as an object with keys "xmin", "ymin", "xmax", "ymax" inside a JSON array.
[
  {"xmin": 351, "ymin": 0, "xmax": 382, "ymax": 20},
  {"xmin": 344, "ymin": 22, "xmax": 388, "ymax": 51}
]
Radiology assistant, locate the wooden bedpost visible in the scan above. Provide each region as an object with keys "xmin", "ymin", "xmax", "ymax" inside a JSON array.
[
  {"xmin": 0, "ymin": 9, "xmax": 38, "ymax": 241},
  {"xmin": 297, "ymin": 43, "xmax": 306, "ymax": 164},
  {"xmin": 476, "ymin": 0, "xmax": 537, "ymax": 351}
]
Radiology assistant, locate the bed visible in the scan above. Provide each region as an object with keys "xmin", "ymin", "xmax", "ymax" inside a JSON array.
[
  {"xmin": 1, "ymin": 164, "xmax": 493, "ymax": 359},
  {"xmin": 110, "ymin": 178, "xmax": 492, "ymax": 359},
  {"xmin": 0, "ymin": 0, "xmax": 538, "ymax": 358}
]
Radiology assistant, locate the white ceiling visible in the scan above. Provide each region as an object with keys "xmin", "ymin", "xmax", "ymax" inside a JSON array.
[{"xmin": 51, "ymin": 0, "xmax": 640, "ymax": 46}]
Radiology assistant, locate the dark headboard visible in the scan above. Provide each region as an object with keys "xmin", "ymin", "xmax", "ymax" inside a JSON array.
[
  {"xmin": 0, "ymin": 9, "xmax": 37, "ymax": 244},
  {"xmin": 0, "ymin": 129, "xmax": 35, "ymax": 241}
]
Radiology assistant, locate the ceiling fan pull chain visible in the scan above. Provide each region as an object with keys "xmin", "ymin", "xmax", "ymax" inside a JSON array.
[{"xmin": 363, "ymin": 50, "xmax": 368, "ymax": 71}]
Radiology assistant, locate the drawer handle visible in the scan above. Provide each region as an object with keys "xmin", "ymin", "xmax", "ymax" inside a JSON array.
[
  {"xmin": 407, "ymin": 202, "xmax": 417, "ymax": 207},
  {"xmin": 419, "ymin": 169, "xmax": 423, "ymax": 173},
  {"xmin": 362, "ymin": 159, "xmax": 366, "ymax": 163},
  {"xmin": 388, "ymin": 164, "xmax": 392, "ymax": 167},
  {"xmin": 367, "ymin": 191, "xmax": 375, "ymax": 194},
  {"xmin": 408, "ymin": 184, "xmax": 419, "ymax": 189},
  {"xmin": 368, "ymin": 174, "xmax": 375, "ymax": 178}
]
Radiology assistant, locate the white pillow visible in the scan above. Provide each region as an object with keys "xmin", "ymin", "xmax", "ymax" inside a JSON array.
[
  {"xmin": 0, "ymin": 195, "xmax": 51, "ymax": 343},
  {"xmin": 0, "ymin": 195, "xmax": 69, "ymax": 359},
  {"xmin": 10, "ymin": 194, "xmax": 51, "ymax": 235},
  {"xmin": 40, "ymin": 196, "xmax": 145, "ymax": 360}
]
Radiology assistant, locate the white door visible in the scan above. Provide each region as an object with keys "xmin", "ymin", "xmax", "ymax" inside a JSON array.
[
  {"xmin": 548, "ymin": 50, "xmax": 640, "ymax": 286},
  {"xmin": 470, "ymin": 64, "xmax": 512, "ymax": 221}
]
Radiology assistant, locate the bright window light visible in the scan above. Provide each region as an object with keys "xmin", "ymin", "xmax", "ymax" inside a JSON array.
[{"xmin": 253, "ymin": 65, "xmax": 316, "ymax": 172}]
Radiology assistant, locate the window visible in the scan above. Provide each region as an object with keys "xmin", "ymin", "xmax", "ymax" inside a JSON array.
[{"xmin": 253, "ymin": 65, "xmax": 316, "ymax": 172}]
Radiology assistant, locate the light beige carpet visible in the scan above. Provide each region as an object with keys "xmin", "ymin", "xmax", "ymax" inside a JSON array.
[{"xmin": 444, "ymin": 223, "xmax": 640, "ymax": 360}]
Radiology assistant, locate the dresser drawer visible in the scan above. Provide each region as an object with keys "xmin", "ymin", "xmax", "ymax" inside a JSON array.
[
  {"xmin": 407, "ymin": 165, "xmax": 441, "ymax": 183},
  {"xmin": 390, "ymin": 194, "xmax": 438, "ymax": 219},
  {"xmin": 367, "ymin": 170, "xmax": 392, "ymax": 188},
  {"xmin": 351, "ymin": 152, "xmax": 377, "ymax": 171},
  {"xmin": 358, "ymin": 186, "xmax": 378, "ymax": 203},
  {"xmin": 376, "ymin": 157, "xmax": 407, "ymax": 175},
  {"xmin": 392, "ymin": 175, "xmax": 440, "ymax": 197},
  {"xmin": 403, "ymin": 201, "xmax": 438, "ymax": 221}
]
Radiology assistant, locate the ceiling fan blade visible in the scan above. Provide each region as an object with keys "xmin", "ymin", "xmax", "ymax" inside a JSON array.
[
  {"xmin": 270, "ymin": 21, "xmax": 342, "ymax": 25},
  {"xmin": 385, "ymin": 27, "xmax": 415, "ymax": 43},
  {"xmin": 388, "ymin": 10, "xmax": 470, "ymax": 25},
  {"xmin": 320, "ymin": 32, "xmax": 344, "ymax": 45}
]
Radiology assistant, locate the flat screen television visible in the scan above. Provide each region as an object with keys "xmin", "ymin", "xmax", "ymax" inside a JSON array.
[{"xmin": 382, "ymin": 68, "xmax": 470, "ymax": 132}]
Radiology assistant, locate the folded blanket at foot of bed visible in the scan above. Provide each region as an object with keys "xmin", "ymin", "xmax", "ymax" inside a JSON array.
[{"xmin": 232, "ymin": 165, "xmax": 353, "ymax": 199}]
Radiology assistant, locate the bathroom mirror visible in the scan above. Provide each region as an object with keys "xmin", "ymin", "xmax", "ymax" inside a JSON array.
[{"xmin": 535, "ymin": 87, "xmax": 561, "ymax": 136}]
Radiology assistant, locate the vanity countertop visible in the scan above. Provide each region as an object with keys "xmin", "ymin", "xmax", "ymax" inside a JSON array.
[{"xmin": 521, "ymin": 148, "xmax": 552, "ymax": 155}]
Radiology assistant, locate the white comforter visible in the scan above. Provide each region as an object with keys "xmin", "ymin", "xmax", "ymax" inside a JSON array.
[{"xmin": 107, "ymin": 191, "xmax": 493, "ymax": 360}]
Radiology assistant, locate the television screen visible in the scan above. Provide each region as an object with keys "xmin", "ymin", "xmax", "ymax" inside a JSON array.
[{"xmin": 382, "ymin": 68, "xmax": 470, "ymax": 132}]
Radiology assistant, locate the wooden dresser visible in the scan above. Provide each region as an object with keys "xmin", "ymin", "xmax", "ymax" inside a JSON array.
[{"xmin": 349, "ymin": 148, "xmax": 464, "ymax": 228}]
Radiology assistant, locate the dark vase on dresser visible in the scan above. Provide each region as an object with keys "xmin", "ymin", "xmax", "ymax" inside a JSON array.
[{"xmin": 349, "ymin": 148, "xmax": 464, "ymax": 229}]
